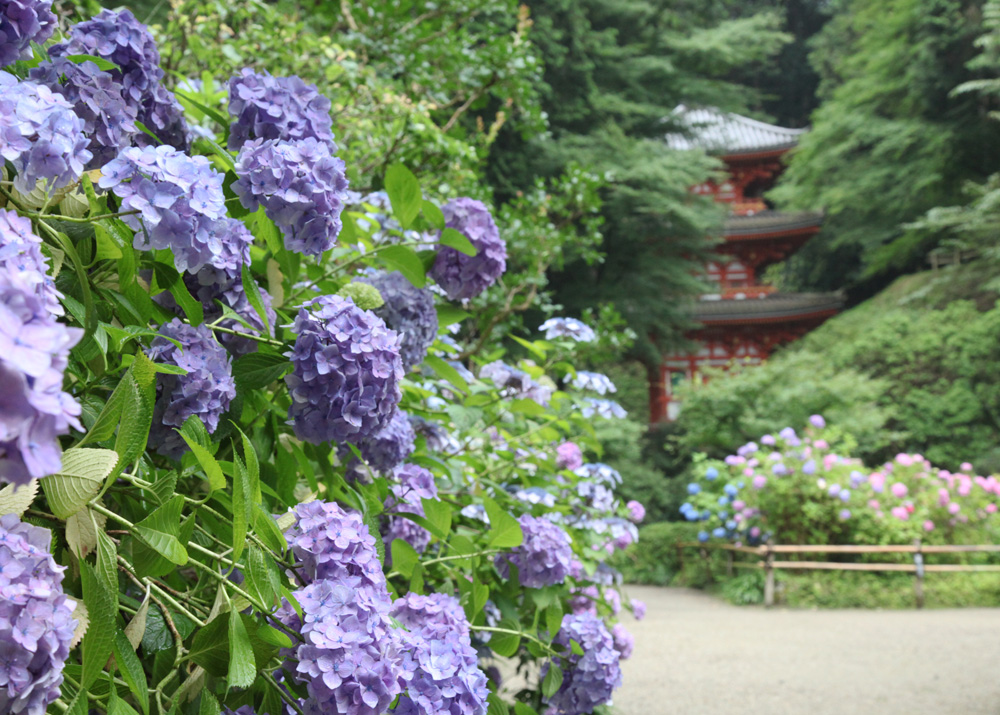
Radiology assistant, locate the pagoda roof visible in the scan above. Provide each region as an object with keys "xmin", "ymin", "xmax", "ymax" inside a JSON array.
[
  {"xmin": 692, "ymin": 291, "xmax": 843, "ymax": 325},
  {"xmin": 724, "ymin": 210, "xmax": 824, "ymax": 239},
  {"xmin": 666, "ymin": 106, "xmax": 807, "ymax": 156}
]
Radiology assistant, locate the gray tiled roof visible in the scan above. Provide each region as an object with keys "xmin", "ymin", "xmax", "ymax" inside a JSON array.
[
  {"xmin": 693, "ymin": 292, "xmax": 843, "ymax": 323},
  {"xmin": 724, "ymin": 210, "xmax": 824, "ymax": 237},
  {"xmin": 666, "ymin": 106, "xmax": 807, "ymax": 154}
]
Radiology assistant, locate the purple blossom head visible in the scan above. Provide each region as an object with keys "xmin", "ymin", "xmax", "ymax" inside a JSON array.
[
  {"xmin": 0, "ymin": 515, "xmax": 77, "ymax": 714},
  {"xmin": 0, "ymin": 258, "xmax": 82, "ymax": 486},
  {"xmin": 227, "ymin": 69, "xmax": 335, "ymax": 151},
  {"xmin": 285, "ymin": 295, "xmax": 403, "ymax": 446},
  {"xmin": 429, "ymin": 198, "xmax": 506, "ymax": 301},
  {"xmin": 357, "ymin": 271, "xmax": 438, "ymax": 371},
  {"xmin": 408, "ymin": 415, "xmax": 459, "ymax": 455},
  {"xmin": 98, "ymin": 145, "xmax": 229, "ymax": 273},
  {"xmin": 480, "ymin": 361, "xmax": 552, "ymax": 405},
  {"xmin": 50, "ymin": 9, "xmax": 189, "ymax": 150},
  {"xmin": 574, "ymin": 463, "xmax": 622, "ymax": 486},
  {"xmin": 539, "ymin": 317, "xmax": 596, "ymax": 343},
  {"xmin": 809, "ymin": 414, "xmax": 826, "ymax": 429},
  {"xmin": 233, "ymin": 137, "xmax": 349, "ymax": 256},
  {"xmin": 348, "ymin": 409, "xmax": 416, "ymax": 476},
  {"xmin": 626, "ymin": 500, "xmax": 645, "ymax": 524},
  {"xmin": 285, "ymin": 500, "xmax": 385, "ymax": 588},
  {"xmin": 390, "ymin": 593, "xmax": 490, "ymax": 715},
  {"xmin": 544, "ymin": 612, "xmax": 622, "ymax": 715},
  {"xmin": 0, "ymin": 73, "xmax": 91, "ymax": 194},
  {"xmin": 610, "ymin": 623, "xmax": 634, "ymax": 660},
  {"xmin": 495, "ymin": 514, "xmax": 573, "ymax": 589},
  {"xmin": 570, "ymin": 371, "xmax": 615, "ymax": 394},
  {"xmin": 581, "ymin": 398, "xmax": 627, "ymax": 420},
  {"xmin": 384, "ymin": 463, "xmax": 438, "ymax": 557},
  {"xmin": 146, "ymin": 319, "xmax": 236, "ymax": 458},
  {"xmin": 28, "ymin": 58, "xmax": 139, "ymax": 169},
  {"xmin": 0, "ymin": 209, "xmax": 62, "ymax": 316},
  {"xmin": 556, "ymin": 442, "xmax": 583, "ymax": 471},
  {"xmin": 0, "ymin": 0, "xmax": 55, "ymax": 66},
  {"xmin": 630, "ymin": 599, "xmax": 646, "ymax": 620}
]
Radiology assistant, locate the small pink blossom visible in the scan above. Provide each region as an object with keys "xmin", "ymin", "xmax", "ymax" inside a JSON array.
[
  {"xmin": 988, "ymin": 503, "xmax": 998, "ymax": 514},
  {"xmin": 961, "ymin": 462, "xmax": 973, "ymax": 472},
  {"xmin": 938, "ymin": 488, "xmax": 950, "ymax": 506},
  {"xmin": 752, "ymin": 475, "xmax": 767, "ymax": 489},
  {"xmin": 923, "ymin": 520, "xmax": 935, "ymax": 532},
  {"xmin": 895, "ymin": 453, "xmax": 914, "ymax": 467},
  {"xmin": 948, "ymin": 502, "xmax": 961, "ymax": 515},
  {"xmin": 732, "ymin": 500, "xmax": 745, "ymax": 511},
  {"xmin": 814, "ymin": 439, "xmax": 829, "ymax": 450},
  {"xmin": 743, "ymin": 467, "xmax": 754, "ymax": 477},
  {"xmin": 867, "ymin": 499, "xmax": 880, "ymax": 509},
  {"xmin": 890, "ymin": 506, "xmax": 909, "ymax": 521},
  {"xmin": 890, "ymin": 482, "xmax": 908, "ymax": 498}
]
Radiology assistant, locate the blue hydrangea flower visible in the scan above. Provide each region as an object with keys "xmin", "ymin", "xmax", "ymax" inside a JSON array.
[
  {"xmin": 0, "ymin": 250, "xmax": 82, "ymax": 486},
  {"xmin": 50, "ymin": 9, "xmax": 189, "ymax": 149},
  {"xmin": 285, "ymin": 500, "xmax": 386, "ymax": 588},
  {"xmin": 581, "ymin": 398, "xmax": 627, "ymax": 420},
  {"xmin": 357, "ymin": 271, "xmax": 438, "ymax": 371},
  {"xmin": 705, "ymin": 466, "xmax": 719, "ymax": 480},
  {"xmin": 0, "ymin": 73, "xmax": 91, "ymax": 194},
  {"xmin": 285, "ymin": 295, "xmax": 403, "ymax": 446},
  {"xmin": 0, "ymin": 0, "xmax": 55, "ymax": 66},
  {"xmin": 429, "ymin": 198, "xmax": 506, "ymax": 301},
  {"xmin": 570, "ymin": 371, "xmax": 616, "ymax": 395},
  {"xmin": 0, "ymin": 514, "xmax": 77, "ymax": 715},
  {"xmin": 697, "ymin": 530, "xmax": 709, "ymax": 542},
  {"xmin": 29, "ymin": 58, "xmax": 139, "ymax": 169},
  {"xmin": 712, "ymin": 527, "xmax": 726, "ymax": 538},
  {"xmin": 98, "ymin": 145, "xmax": 228, "ymax": 273},
  {"xmin": 544, "ymin": 612, "xmax": 622, "ymax": 715},
  {"xmin": 233, "ymin": 137, "xmax": 349, "ymax": 256},
  {"xmin": 384, "ymin": 463, "xmax": 438, "ymax": 557},
  {"xmin": 574, "ymin": 463, "xmax": 622, "ymax": 486},
  {"xmin": 686, "ymin": 483, "xmax": 700, "ymax": 495},
  {"xmin": 227, "ymin": 68, "xmax": 335, "ymax": 151},
  {"xmin": 408, "ymin": 415, "xmax": 460, "ymax": 455},
  {"xmin": 495, "ymin": 514, "xmax": 573, "ymax": 588},
  {"xmin": 0, "ymin": 209, "xmax": 63, "ymax": 316},
  {"xmin": 539, "ymin": 317, "xmax": 596, "ymax": 343},
  {"xmin": 146, "ymin": 319, "xmax": 236, "ymax": 458},
  {"xmin": 479, "ymin": 361, "xmax": 552, "ymax": 405},
  {"xmin": 347, "ymin": 408, "xmax": 416, "ymax": 476}
]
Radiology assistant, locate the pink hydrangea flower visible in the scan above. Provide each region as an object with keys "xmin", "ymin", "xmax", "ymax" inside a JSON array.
[
  {"xmin": 895, "ymin": 453, "xmax": 913, "ymax": 467},
  {"xmin": 987, "ymin": 503, "xmax": 997, "ymax": 514},
  {"xmin": 814, "ymin": 439, "xmax": 829, "ymax": 450},
  {"xmin": 890, "ymin": 482, "xmax": 908, "ymax": 498},
  {"xmin": 961, "ymin": 462, "xmax": 973, "ymax": 472},
  {"xmin": 938, "ymin": 488, "xmax": 950, "ymax": 506},
  {"xmin": 868, "ymin": 499, "xmax": 880, "ymax": 509},
  {"xmin": 752, "ymin": 475, "xmax": 767, "ymax": 489},
  {"xmin": 890, "ymin": 506, "xmax": 909, "ymax": 521},
  {"xmin": 923, "ymin": 520, "xmax": 935, "ymax": 532},
  {"xmin": 948, "ymin": 502, "xmax": 961, "ymax": 515}
]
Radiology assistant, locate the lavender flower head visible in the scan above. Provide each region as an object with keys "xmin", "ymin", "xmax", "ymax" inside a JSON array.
[
  {"xmin": 630, "ymin": 599, "xmax": 646, "ymax": 620},
  {"xmin": 0, "ymin": 257, "xmax": 82, "ymax": 486},
  {"xmin": 610, "ymin": 623, "xmax": 634, "ymax": 660},
  {"xmin": 146, "ymin": 319, "xmax": 236, "ymax": 458},
  {"xmin": 574, "ymin": 463, "xmax": 622, "ymax": 486},
  {"xmin": 0, "ymin": 0, "xmax": 55, "ymax": 66},
  {"xmin": 98, "ymin": 145, "xmax": 229, "ymax": 273},
  {"xmin": 480, "ymin": 361, "xmax": 552, "ymax": 406},
  {"xmin": 429, "ymin": 198, "xmax": 506, "ymax": 301},
  {"xmin": 539, "ymin": 317, "xmax": 595, "ymax": 343},
  {"xmin": 626, "ymin": 501, "xmax": 646, "ymax": 523},
  {"xmin": 495, "ymin": 514, "xmax": 573, "ymax": 589},
  {"xmin": 227, "ymin": 68, "xmax": 335, "ymax": 151},
  {"xmin": 581, "ymin": 398, "xmax": 627, "ymax": 420},
  {"xmin": 384, "ymin": 463, "xmax": 438, "ymax": 557},
  {"xmin": 50, "ymin": 9, "xmax": 189, "ymax": 150},
  {"xmin": 29, "ymin": 58, "xmax": 139, "ymax": 169},
  {"xmin": 0, "ymin": 73, "xmax": 91, "ymax": 194},
  {"xmin": 350, "ymin": 408, "xmax": 416, "ymax": 476},
  {"xmin": 285, "ymin": 295, "xmax": 403, "ymax": 446},
  {"xmin": 0, "ymin": 208, "xmax": 62, "ymax": 316},
  {"xmin": 571, "ymin": 371, "xmax": 616, "ymax": 395},
  {"xmin": 543, "ymin": 612, "xmax": 622, "ymax": 715},
  {"xmin": 233, "ymin": 137, "xmax": 349, "ymax": 256},
  {"xmin": 285, "ymin": 500, "xmax": 385, "ymax": 587},
  {"xmin": 408, "ymin": 415, "xmax": 460, "ymax": 455},
  {"xmin": 556, "ymin": 442, "xmax": 583, "ymax": 471},
  {"xmin": 391, "ymin": 592, "xmax": 490, "ymax": 715},
  {"xmin": 0, "ymin": 514, "xmax": 77, "ymax": 715},
  {"xmin": 358, "ymin": 271, "xmax": 438, "ymax": 370}
]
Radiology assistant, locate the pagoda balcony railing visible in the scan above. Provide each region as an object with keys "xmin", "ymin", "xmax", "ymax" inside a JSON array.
[{"xmin": 701, "ymin": 285, "xmax": 776, "ymax": 300}]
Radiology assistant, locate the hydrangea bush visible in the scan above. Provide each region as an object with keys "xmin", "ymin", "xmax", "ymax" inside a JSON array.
[{"xmin": 0, "ymin": 9, "xmax": 642, "ymax": 715}]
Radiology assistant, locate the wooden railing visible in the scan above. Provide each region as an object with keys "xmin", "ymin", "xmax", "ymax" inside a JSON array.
[{"xmin": 676, "ymin": 541, "xmax": 1000, "ymax": 608}]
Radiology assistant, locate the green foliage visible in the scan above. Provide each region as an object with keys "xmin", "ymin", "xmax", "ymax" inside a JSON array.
[{"xmin": 611, "ymin": 521, "xmax": 701, "ymax": 585}]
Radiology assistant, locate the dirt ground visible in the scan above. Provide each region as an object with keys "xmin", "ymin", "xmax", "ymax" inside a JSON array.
[{"xmin": 613, "ymin": 585, "xmax": 1000, "ymax": 715}]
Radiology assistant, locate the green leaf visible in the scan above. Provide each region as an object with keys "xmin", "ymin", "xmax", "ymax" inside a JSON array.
[
  {"xmin": 0, "ymin": 479, "xmax": 37, "ymax": 517},
  {"xmin": 509, "ymin": 334, "xmax": 547, "ymax": 360},
  {"xmin": 541, "ymin": 664, "xmax": 564, "ymax": 698},
  {"xmin": 41, "ymin": 448, "xmax": 119, "ymax": 519},
  {"xmin": 482, "ymin": 496, "xmax": 523, "ymax": 549},
  {"xmin": 440, "ymin": 227, "xmax": 477, "ymax": 256},
  {"xmin": 385, "ymin": 164, "xmax": 422, "ymax": 229},
  {"xmin": 113, "ymin": 629, "xmax": 150, "ymax": 714},
  {"xmin": 422, "ymin": 199, "xmax": 445, "ymax": 229},
  {"xmin": 232, "ymin": 352, "xmax": 290, "ymax": 390},
  {"xmin": 569, "ymin": 639, "xmax": 584, "ymax": 656},
  {"xmin": 252, "ymin": 506, "xmax": 287, "ymax": 554},
  {"xmin": 545, "ymin": 604, "xmax": 563, "ymax": 639},
  {"xmin": 227, "ymin": 608, "xmax": 257, "ymax": 689},
  {"xmin": 65, "ymin": 54, "xmax": 119, "ymax": 71},
  {"xmin": 180, "ymin": 433, "xmax": 226, "ymax": 492},
  {"xmin": 108, "ymin": 679, "xmax": 143, "ymax": 715},
  {"xmin": 96, "ymin": 527, "xmax": 117, "ymax": 593},
  {"xmin": 435, "ymin": 305, "xmax": 470, "ymax": 327},
  {"xmin": 245, "ymin": 546, "xmax": 279, "ymax": 608},
  {"xmin": 378, "ymin": 244, "xmax": 426, "ymax": 287},
  {"xmin": 180, "ymin": 414, "xmax": 213, "ymax": 452},
  {"xmin": 80, "ymin": 562, "xmax": 116, "ymax": 688},
  {"xmin": 133, "ymin": 496, "xmax": 188, "ymax": 565},
  {"xmin": 487, "ymin": 693, "xmax": 510, "ymax": 715},
  {"xmin": 252, "ymin": 206, "xmax": 284, "ymax": 255},
  {"xmin": 424, "ymin": 355, "xmax": 469, "ymax": 394},
  {"xmin": 232, "ymin": 453, "xmax": 252, "ymax": 563},
  {"xmin": 490, "ymin": 618, "xmax": 522, "ymax": 657},
  {"xmin": 241, "ymin": 266, "xmax": 271, "ymax": 335},
  {"xmin": 390, "ymin": 538, "xmax": 419, "ymax": 578},
  {"xmin": 198, "ymin": 692, "xmax": 221, "ymax": 715},
  {"xmin": 514, "ymin": 703, "xmax": 539, "ymax": 715},
  {"xmin": 420, "ymin": 498, "xmax": 452, "ymax": 540},
  {"xmin": 509, "ymin": 399, "xmax": 547, "ymax": 417},
  {"xmin": 472, "ymin": 581, "xmax": 489, "ymax": 617},
  {"xmin": 256, "ymin": 624, "xmax": 293, "ymax": 649},
  {"xmin": 133, "ymin": 120, "xmax": 161, "ymax": 144}
]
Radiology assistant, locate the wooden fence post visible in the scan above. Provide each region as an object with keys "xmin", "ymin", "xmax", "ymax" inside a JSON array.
[
  {"xmin": 913, "ymin": 539, "xmax": 925, "ymax": 609},
  {"xmin": 763, "ymin": 543, "xmax": 775, "ymax": 608},
  {"xmin": 726, "ymin": 550, "xmax": 734, "ymax": 578}
]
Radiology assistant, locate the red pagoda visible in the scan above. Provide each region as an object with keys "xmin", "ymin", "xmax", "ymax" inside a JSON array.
[{"xmin": 650, "ymin": 107, "xmax": 842, "ymax": 422}]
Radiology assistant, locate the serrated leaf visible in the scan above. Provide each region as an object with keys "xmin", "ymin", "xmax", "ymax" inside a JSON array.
[
  {"xmin": 422, "ymin": 199, "xmax": 445, "ymax": 229},
  {"xmin": 420, "ymin": 498, "xmax": 452, "ymax": 539},
  {"xmin": 545, "ymin": 604, "xmax": 563, "ymax": 639},
  {"xmin": 179, "ymin": 433, "xmax": 225, "ymax": 492},
  {"xmin": 436, "ymin": 305, "xmax": 470, "ymax": 328},
  {"xmin": 228, "ymin": 608, "xmax": 256, "ymax": 689},
  {"xmin": 70, "ymin": 601, "xmax": 89, "ymax": 649},
  {"xmin": 390, "ymin": 538, "xmax": 419, "ymax": 578},
  {"xmin": 199, "ymin": 691, "xmax": 221, "ymax": 715},
  {"xmin": 509, "ymin": 398, "xmax": 547, "ymax": 417},
  {"xmin": 256, "ymin": 624, "xmax": 293, "ymax": 649},
  {"xmin": 124, "ymin": 592, "xmax": 150, "ymax": 650},
  {"xmin": 514, "ymin": 703, "xmax": 539, "ymax": 715},
  {"xmin": 440, "ymin": 227, "xmax": 477, "ymax": 256},
  {"xmin": 385, "ymin": 164, "xmax": 422, "ymax": 228},
  {"xmin": 483, "ymin": 496, "xmax": 523, "ymax": 549},
  {"xmin": 378, "ymin": 244, "xmax": 426, "ymax": 287},
  {"xmin": 232, "ymin": 352, "xmax": 290, "ymax": 390},
  {"xmin": 424, "ymin": 355, "xmax": 469, "ymax": 394},
  {"xmin": 66, "ymin": 507, "xmax": 106, "ymax": 559},
  {"xmin": 133, "ymin": 496, "xmax": 188, "ymax": 565},
  {"xmin": 569, "ymin": 638, "xmax": 584, "ymax": 656},
  {"xmin": 96, "ymin": 527, "xmax": 117, "ymax": 593},
  {"xmin": 241, "ymin": 267, "xmax": 271, "ymax": 335},
  {"xmin": 80, "ymin": 562, "xmax": 116, "ymax": 688},
  {"xmin": 42, "ymin": 448, "xmax": 119, "ymax": 519},
  {"xmin": 113, "ymin": 629, "xmax": 150, "ymax": 714},
  {"xmin": 0, "ymin": 478, "xmax": 37, "ymax": 517},
  {"xmin": 541, "ymin": 664, "xmax": 563, "ymax": 698},
  {"xmin": 232, "ymin": 453, "xmax": 252, "ymax": 564},
  {"xmin": 487, "ymin": 693, "xmax": 509, "ymax": 715},
  {"xmin": 490, "ymin": 618, "xmax": 522, "ymax": 657},
  {"xmin": 65, "ymin": 54, "xmax": 119, "ymax": 71}
]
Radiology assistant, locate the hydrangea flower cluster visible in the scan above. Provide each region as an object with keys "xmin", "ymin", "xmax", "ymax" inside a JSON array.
[
  {"xmin": 98, "ymin": 146, "xmax": 230, "ymax": 273},
  {"xmin": 479, "ymin": 361, "xmax": 552, "ymax": 406},
  {"xmin": 50, "ymin": 9, "xmax": 189, "ymax": 149},
  {"xmin": 495, "ymin": 514, "xmax": 573, "ymax": 588},
  {"xmin": 0, "ymin": 73, "xmax": 91, "ymax": 194},
  {"xmin": 350, "ymin": 409, "xmax": 416, "ymax": 476},
  {"xmin": 0, "ymin": 0, "xmax": 55, "ymax": 66},
  {"xmin": 409, "ymin": 415, "xmax": 460, "ymax": 455},
  {"xmin": 539, "ymin": 317, "xmax": 596, "ymax": 343},
  {"xmin": 429, "ymin": 198, "xmax": 506, "ymax": 301},
  {"xmin": 285, "ymin": 295, "xmax": 403, "ymax": 446},
  {"xmin": 29, "ymin": 58, "xmax": 139, "ymax": 169},
  {"xmin": 574, "ymin": 463, "xmax": 622, "ymax": 486},
  {"xmin": 390, "ymin": 593, "xmax": 490, "ymax": 715},
  {"xmin": 358, "ymin": 271, "xmax": 438, "ymax": 370},
  {"xmin": 227, "ymin": 69, "xmax": 335, "ymax": 151},
  {"xmin": 0, "ymin": 234, "xmax": 82, "ymax": 486},
  {"xmin": 556, "ymin": 441, "xmax": 583, "ymax": 471},
  {"xmin": 581, "ymin": 398, "xmax": 627, "ymax": 420},
  {"xmin": 544, "ymin": 612, "xmax": 622, "ymax": 715},
  {"xmin": 285, "ymin": 500, "xmax": 385, "ymax": 586},
  {"xmin": 384, "ymin": 463, "xmax": 438, "ymax": 557},
  {"xmin": 233, "ymin": 137, "xmax": 349, "ymax": 256},
  {"xmin": 571, "ymin": 371, "xmax": 616, "ymax": 395},
  {"xmin": 0, "ymin": 515, "xmax": 77, "ymax": 715},
  {"xmin": 146, "ymin": 319, "xmax": 236, "ymax": 458},
  {"xmin": 626, "ymin": 500, "xmax": 646, "ymax": 523},
  {"xmin": 611, "ymin": 623, "xmax": 634, "ymax": 660}
]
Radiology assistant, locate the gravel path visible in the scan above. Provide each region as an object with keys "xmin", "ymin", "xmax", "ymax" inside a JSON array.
[{"xmin": 614, "ymin": 585, "xmax": 1000, "ymax": 715}]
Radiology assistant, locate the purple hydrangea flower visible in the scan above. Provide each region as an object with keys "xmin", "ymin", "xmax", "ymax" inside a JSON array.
[
  {"xmin": 479, "ymin": 361, "xmax": 552, "ymax": 405},
  {"xmin": 98, "ymin": 145, "xmax": 229, "ymax": 274},
  {"xmin": 610, "ymin": 623, "xmax": 634, "ymax": 660},
  {"xmin": 223, "ymin": 708, "xmax": 256, "ymax": 715},
  {"xmin": 50, "ymin": 9, "xmax": 189, "ymax": 150},
  {"xmin": 581, "ymin": 398, "xmax": 627, "ymax": 420},
  {"xmin": 809, "ymin": 414, "xmax": 826, "ymax": 429},
  {"xmin": 0, "ymin": 0, "xmax": 55, "ymax": 66},
  {"xmin": 408, "ymin": 415, "xmax": 459, "ymax": 455},
  {"xmin": 539, "ymin": 317, "xmax": 596, "ymax": 343},
  {"xmin": 391, "ymin": 593, "xmax": 490, "ymax": 715},
  {"xmin": 0, "ymin": 73, "xmax": 91, "ymax": 194},
  {"xmin": 495, "ymin": 514, "xmax": 573, "ymax": 589},
  {"xmin": 29, "ymin": 58, "xmax": 139, "ymax": 169},
  {"xmin": 574, "ymin": 463, "xmax": 622, "ymax": 486},
  {"xmin": 0, "ymin": 515, "xmax": 77, "ymax": 715},
  {"xmin": 0, "ymin": 254, "xmax": 82, "ymax": 486},
  {"xmin": 285, "ymin": 295, "xmax": 403, "ymax": 446},
  {"xmin": 384, "ymin": 463, "xmax": 438, "ymax": 557},
  {"xmin": 357, "ymin": 271, "xmax": 438, "ymax": 371},
  {"xmin": 284, "ymin": 500, "xmax": 386, "ymax": 587},
  {"xmin": 146, "ymin": 319, "xmax": 236, "ymax": 458},
  {"xmin": 543, "ymin": 612, "xmax": 622, "ymax": 715},
  {"xmin": 227, "ymin": 68, "xmax": 335, "ymax": 151},
  {"xmin": 429, "ymin": 198, "xmax": 506, "ymax": 301},
  {"xmin": 570, "ymin": 371, "xmax": 615, "ymax": 395},
  {"xmin": 0, "ymin": 209, "xmax": 62, "ymax": 316},
  {"xmin": 556, "ymin": 441, "xmax": 583, "ymax": 471},
  {"xmin": 348, "ymin": 409, "xmax": 416, "ymax": 476},
  {"xmin": 233, "ymin": 137, "xmax": 349, "ymax": 256},
  {"xmin": 630, "ymin": 599, "xmax": 646, "ymax": 620},
  {"xmin": 626, "ymin": 500, "xmax": 646, "ymax": 523}
]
